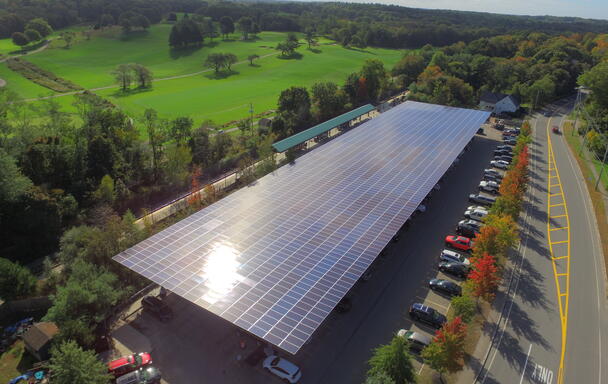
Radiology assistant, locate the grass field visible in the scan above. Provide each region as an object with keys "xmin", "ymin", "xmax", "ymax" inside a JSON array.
[{"xmin": 2, "ymin": 24, "xmax": 405, "ymax": 125}]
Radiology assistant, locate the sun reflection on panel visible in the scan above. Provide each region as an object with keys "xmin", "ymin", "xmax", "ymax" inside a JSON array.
[{"xmin": 200, "ymin": 243, "xmax": 243, "ymax": 304}]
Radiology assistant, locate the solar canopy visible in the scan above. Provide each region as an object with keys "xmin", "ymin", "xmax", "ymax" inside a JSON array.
[{"xmin": 114, "ymin": 101, "xmax": 490, "ymax": 354}]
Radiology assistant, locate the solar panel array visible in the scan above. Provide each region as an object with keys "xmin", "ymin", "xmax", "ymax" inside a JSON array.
[{"xmin": 114, "ymin": 101, "xmax": 490, "ymax": 354}]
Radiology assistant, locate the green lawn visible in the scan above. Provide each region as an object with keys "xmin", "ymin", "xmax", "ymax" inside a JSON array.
[
  {"xmin": 0, "ymin": 341, "xmax": 35, "ymax": 383},
  {"xmin": 3, "ymin": 24, "xmax": 405, "ymax": 125}
]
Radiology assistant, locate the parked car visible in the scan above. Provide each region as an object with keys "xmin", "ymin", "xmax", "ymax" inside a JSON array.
[
  {"xmin": 416, "ymin": 204, "xmax": 427, "ymax": 213},
  {"xmin": 484, "ymin": 168, "xmax": 503, "ymax": 179},
  {"xmin": 440, "ymin": 249, "xmax": 470, "ymax": 266},
  {"xmin": 459, "ymin": 219, "xmax": 481, "ymax": 232},
  {"xmin": 477, "ymin": 127, "xmax": 485, "ymax": 135},
  {"xmin": 439, "ymin": 261, "xmax": 470, "ymax": 278},
  {"xmin": 503, "ymin": 138, "xmax": 517, "ymax": 146},
  {"xmin": 263, "ymin": 356, "xmax": 302, "ymax": 383},
  {"xmin": 483, "ymin": 173, "xmax": 502, "ymax": 183},
  {"xmin": 495, "ymin": 145, "xmax": 513, "ymax": 152},
  {"xmin": 456, "ymin": 224, "xmax": 477, "ymax": 238},
  {"xmin": 108, "ymin": 353, "xmax": 152, "ymax": 378},
  {"xmin": 468, "ymin": 194, "xmax": 496, "ymax": 206},
  {"xmin": 479, "ymin": 180, "xmax": 500, "ymax": 194},
  {"xmin": 467, "ymin": 205, "xmax": 487, "ymax": 212},
  {"xmin": 397, "ymin": 329, "xmax": 432, "ymax": 353},
  {"xmin": 408, "ymin": 303, "xmax": 447, "ymax": 329},
  {"xmin": 429, "ymin": 278, "xmax": 462, "ymax": 297},
  {"xmin": 494, "ymin": 155, "xmax": 512, "ymax": 163},
  {"xmin": 116, "ymin": 366, "xmax": 162, "ymax": 384},
  {"xmin": 464, "ymin": 208, "xmax": 489, "ymax": 221},
  {"xmin": 445, "ymin": 235, "xmax": 474, "ymax": 252},
  {"xmin": 490, "ymin": 160, "xmax": 509, "ymax": 169},
  {"xmin": 141, "ymin": 296, "xmax": 172, "ymax": 322}
]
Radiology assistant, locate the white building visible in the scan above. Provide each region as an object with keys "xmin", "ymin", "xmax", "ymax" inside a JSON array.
[{"xmin": 479, "ymin": 91, "xmax": 520, "ymax": 115}]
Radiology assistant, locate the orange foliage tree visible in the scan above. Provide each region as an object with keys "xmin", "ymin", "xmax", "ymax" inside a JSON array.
[
  {"xmin": 468, "ymin": 253, "xmax": 501, "ymax": 301},
  {"xmin": 422, "ymin": 316, "xmax": 468, "ymax": 374}
]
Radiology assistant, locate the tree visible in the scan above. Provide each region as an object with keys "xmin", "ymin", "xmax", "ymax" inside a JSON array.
[
  {"xmin": 311, "ymin": 81, "xmax": 346, "ymax": 120},
  {"xmin": 112, "ymin": 64, "xmax": 132, "ymax": 91},
  {"xmin": 579, "ymin": 61, "xmax": 608, "ymax": 109},
  {"xmin": 305, "ymin": 29, "xmax": 317, "ymax": 49},
  {"xmin": 367, "ymin": 334, "xmax": 416, "ymax": 384},
  {"xmin": 237, "ymin": 17, "xmax": 254, "ymax": 40},
  {"xmin": 99, "ymin": 14, "xmax": 115, "ymax": 28},
  {"xmin": 247, "ymin": 54, "xmax": 260, "ymax": 66},
  {"xmin": 11, "ymin": 32, "xmax": 29, "ymax": 47},
  {"xmin": 49, "ymin": 340, "xmax": 111, "ymax": 384},
  {"xmin": 422, "ymin": 317, "xmax": 467, "ymax": 375},
  {"xmin": 24, "ymin": 29, "xmax": 41, "ymax": 43},
  {"xmin": 163, "ymin": 144, "xmax": 192, "ymax": 186},
  {"xmin": 361, "ymin": 59, "xmax": 388, "ymax": 101},
  {"xmin": 392, "ymin": 54, "xmax": 426, "ymax": 88},
  {"xmin": 0, "ymin": 148, "xmax": 32, "ymax": 203},
  {"xmin": 468, "ymin": 253, "xmax": 501, "ymax": 301},
  {"xmin": 60, "ymin": 31, "xmax": 75, "ymax": 48},
  {"xmin": 219, "ymin": 16, "xmax": 235, "ymax": 39},
  {"xmin": 0, "ymin": 258, "xmax": 37, "ymax": 300},
  {"xmin": 131, "ymin": 63, "xmax": 153, "ymax": 88},
  {"xmin": 224, "ymin": 53, "xmax": 238, "ymax": 71},
  {"xmin": 450, "ymin": 291, "xmax": 476, "ymax": 323},
  {"xmin": 277, "ymin": 86, "xmax": 311, "ymax": 131},
  {"xmin": 94, "ymin": 174, "xmax": 115, "ymax": 204},
  {"xmin": 190, "ymin": 124, "xmax": 212, "ymax": 166},
  {"xmin": 204, "ymin": 53, "xmax": 226, "ymax": 73},
  {"xmin": 170, "ymin": 116, "xmax": 193, "ymax": 145},
  {"xmin": 143, "ymin": 109, "xmax": 164, "ymax": 181},
  {"xmin": 25, "ymin": 18, "xmax": 52, "ymax": 37},
  {"xmin": 365, "ymin": 372, "xmax": 396, "ymax": 384}
]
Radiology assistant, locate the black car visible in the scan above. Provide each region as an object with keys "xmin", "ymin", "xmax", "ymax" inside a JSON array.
[
  {"xmin": 439, "ymin": 261, "xmax": 469, "ymax": 278},
  {"xmin": 408, "ymin": 303, "xmax": 447, "ymax": 329},
  {"xmin": 456, "ymin": 219, "xmax": 481, "ymax": 237},
  {"xmin": 429, "ymin": 278, "xmax": 462, "ymax": 297},
  {"xmin": 493, "ymin": 149, "xmax": 512, "ymax": 156},
  {"xmin": 503, "ymin": 138, "xmax": 517, "ymax": 146},
  {"xmin": 141, "ymin": 296, "xmax": 173, "ymax": 322},
  {"xmin": 468, "ymin": 193, "xmax": 496, "ymax": 206},
  {"xmin": 482, "ymin": 173, "xmax": 501, "ymax": 183},
  {"xmin": 495, "ymin": 145, "xmax": 513, "ymax": 152}
]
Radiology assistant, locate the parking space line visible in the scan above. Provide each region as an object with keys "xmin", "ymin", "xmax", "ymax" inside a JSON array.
[
  {"xmin": 549, "ymin": 192, "xmax": 563, "ymax": 197},
  {"xmin": 551, "ymin": 240, "xmax": 568, "ymax": 245},
  {"xmin": 557, "ymin": 273, "xmax": 568, "ymax": 277},
  {"xmin": 553, "ymin": 256, "xmax": 569, "ymax": 260},
  {"xmin": 551, "ymin": 214, "xmax": 567, "ymax": 219},
  {"xmin": 549, "ymin": 203, "xmax": 565, "ymax": 207}
]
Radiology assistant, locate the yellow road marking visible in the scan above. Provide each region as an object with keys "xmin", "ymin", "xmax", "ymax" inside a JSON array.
[
  {"xmin": 551, "ymin": 214, "xmax": 567, "ymax": 219},
  {"xmin": 550, "ymin": 193, "xmax": 563, "ymax": 197},
  {"xmin": 549, "ymin": 226, "xmax": 568, "ymax": 231},
  {"xmin": 546, "ymin": 118, "xmax": 571, "ymax": 384},
  {"xmin": 549, "ymin": 203, "xmax": 564, "ymax": 207}
]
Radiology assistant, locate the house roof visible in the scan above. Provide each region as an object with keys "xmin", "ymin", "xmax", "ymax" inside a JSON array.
[
  {"xmin": 23, "ymin": 322, "xmax": 59, "ymax": 352},
  {"xmin": 271, "ymin": 104, "xmax": 375, "ymax": 152},
  {"xmin": 479, "ymin": 91, "xmax": 508, "ymax": 104},
  {"xmin": 504, "ymin": 95, "xmax": 520, "ymax": 107}
]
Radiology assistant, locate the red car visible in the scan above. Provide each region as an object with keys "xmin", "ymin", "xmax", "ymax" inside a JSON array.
[
  {"xmin": 108, "ymin": 352, "xmax": 152, "ymax": 378},
  {"xmin": 445, "ymin": 235, "xmax": 474, "ymax": 253}
]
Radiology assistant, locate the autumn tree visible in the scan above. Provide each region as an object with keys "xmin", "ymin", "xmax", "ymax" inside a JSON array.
[
  {"xmin": 468, "ymin": 253, "xmax": 501, "ymax": 301},
  {"xmin": 472, "ymin": 225, "xmax": 500, "ymax": 257},
  {"xmin": 422, "ymin": 316, "xmax": 467, "ymax": 375},
  {"xmin": 187, "ymin": 166, "xmax": 202, "ymax": 207}
]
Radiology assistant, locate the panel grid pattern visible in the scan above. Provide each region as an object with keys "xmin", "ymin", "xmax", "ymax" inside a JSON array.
[{"xmin": 114, "ymin": 101, "xmax": 490, "ymax": 354}]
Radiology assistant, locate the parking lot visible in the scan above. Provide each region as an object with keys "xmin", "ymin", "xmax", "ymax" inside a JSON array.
[{"xmin": 113, "ymin": 120, "xmax": 513, "ymax": 384}]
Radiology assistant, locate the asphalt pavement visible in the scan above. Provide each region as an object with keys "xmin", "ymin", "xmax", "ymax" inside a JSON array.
[{"xmin": 476, "ymin": 99, "xmax": 608, "ymax": 384}]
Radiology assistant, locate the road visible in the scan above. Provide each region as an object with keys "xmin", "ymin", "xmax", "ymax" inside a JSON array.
[{"xmin": 476, "ymin": 98, "xmax": 608, "ymax": 384}]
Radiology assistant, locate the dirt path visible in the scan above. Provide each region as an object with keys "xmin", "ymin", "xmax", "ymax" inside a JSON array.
[
  {"xmin": 23, "ymin": 51, "xmax": 280, "ymax": 102},
  {"xmin": 0, "ymin": 78, "xmax": 6, "ymax": 88},
  {"xmin": 0, "ymin": 38, "xmax": 55, "ymax": 64}
]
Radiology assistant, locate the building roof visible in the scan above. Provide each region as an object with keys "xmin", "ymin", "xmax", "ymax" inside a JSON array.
[
  {"xmin": 23, "ymin": 322, "xmax": 59, "ymax": 352},
  {"xmin": 504, "ymin": 94, "xmax": 520, "ymax": 107},
  {"xmin": 271, "ymin": 104, "xmax": 375, "ymax": 153},
  {"xmin": 113, "ymin": 101, "xmax": 490, "ymax": 355},
  {"xmin": 479, "ymin": 91, "xmax": 508, "ymax": 105}
]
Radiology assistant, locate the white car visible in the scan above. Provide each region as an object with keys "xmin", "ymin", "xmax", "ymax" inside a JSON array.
[
  {"xmin": 490, "ymin": 160, "xmax": 509, "ymax": 169},
  {"xmin": 479, "ymin": 180, "xmax": 500, "ymax": 194},
  {"xmin": 416, "ymin": 204, "xmax": 427, "ymax": 213},
  {"xmin": 467, "ymin": 205, "xmax": 486, "ymax": 212},
  {"xmin": 464, "ymin": 208, "xmax": 488, "ymax": 221},
  {"xmin": 440, "ymin": 249, "xmax": 471, "ymax": 266},
  {"xmin": 263, "ymin": 355, "xmax": 302, "ymax": 383}
]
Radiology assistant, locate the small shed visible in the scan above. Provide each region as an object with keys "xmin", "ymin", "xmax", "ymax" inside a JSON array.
[
  {"xmin": 258, "ymin": 118, "xmax": 273, "ymax": 130},
  {"xmin": 23, "ymin": 322, "xmax": 59, "ymax": 361}
]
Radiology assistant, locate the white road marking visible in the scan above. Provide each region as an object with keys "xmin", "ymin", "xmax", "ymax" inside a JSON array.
[
  {"xmin": 519, "ymin": 344, "xmax": 533, "ymax": 384},
  {"xmin": 531, "ymin": 363, "xmax": 554, "ymax": 384}
]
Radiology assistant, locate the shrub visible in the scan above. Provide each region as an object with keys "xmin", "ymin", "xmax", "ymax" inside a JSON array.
[{"xmin": 0, "ymin": 257, "xmax": 37, "ymax": 300}]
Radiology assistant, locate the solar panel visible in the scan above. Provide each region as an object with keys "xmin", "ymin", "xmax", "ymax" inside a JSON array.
[{"xmin": 113, "ymin": 101, "xmax": 490, "ymax": 354}]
